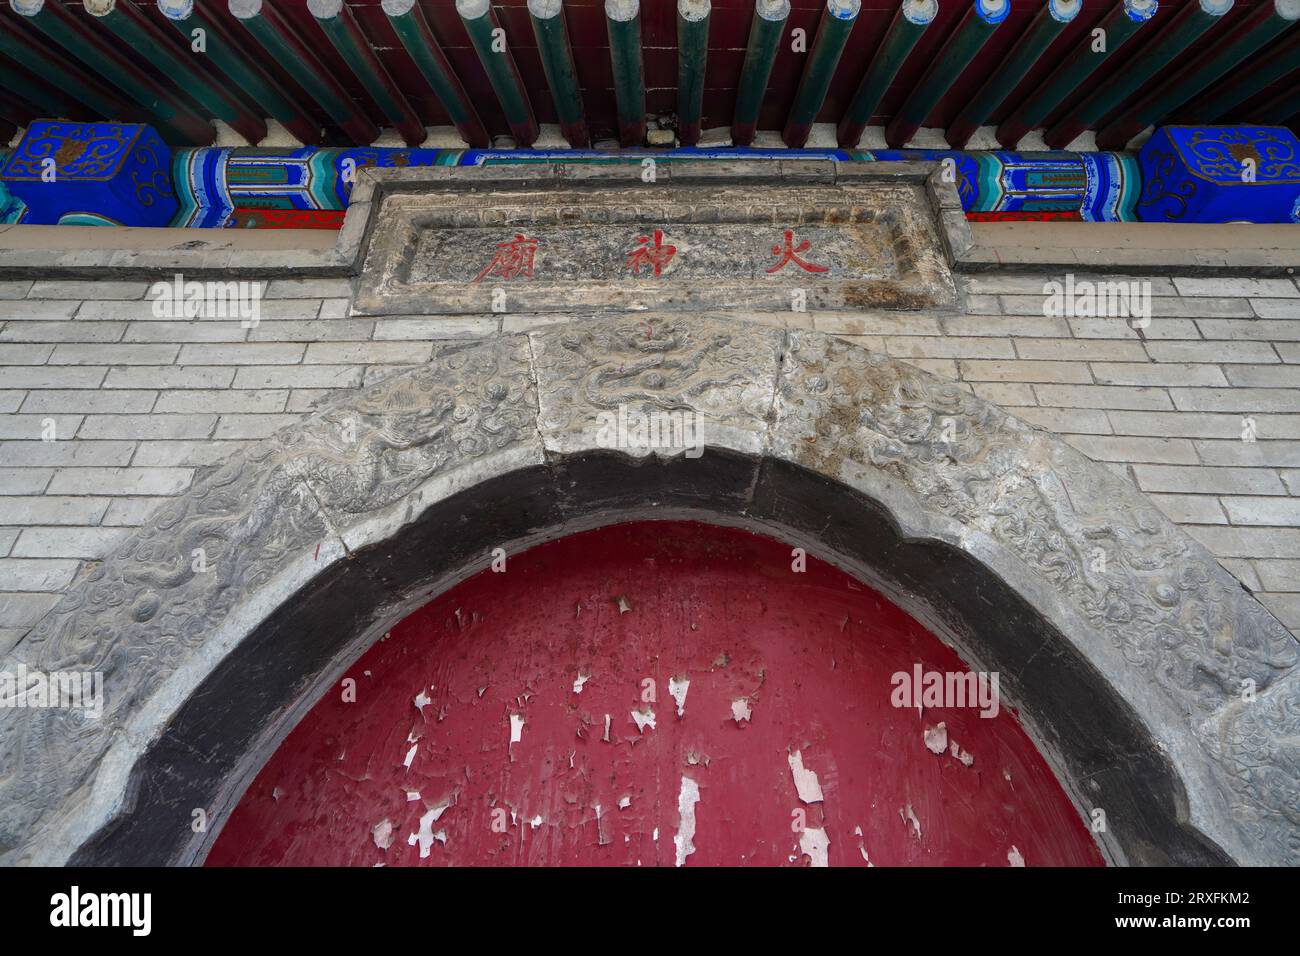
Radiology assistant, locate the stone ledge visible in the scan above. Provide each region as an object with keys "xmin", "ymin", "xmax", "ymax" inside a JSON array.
[{"xmin": 963, "ymin": 223, "xmax": 1300, "ymax": 276}]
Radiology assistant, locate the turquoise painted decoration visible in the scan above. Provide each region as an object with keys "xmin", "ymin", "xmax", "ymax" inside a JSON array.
[
  {"xmin": 0, "ymin": 132, "xmax": 1159, "ymax": 228},
  {"xmin": 224, "ymin": 146, "xmax": 447, "ymax": 212},
  {"xmin": 1137, "ymin": 126, "xmax": 1300, "ymax": 224},
  {"xmin": 0, "ymin": 151, "xmax": 26, "ymax": 224},
  {"xmin": 0, "ymin": 121, "xmax": 178, "ymax": 227},
  {"xmin": 1080, "ymin": 152, "xmax": 1142, "ymax": 222},
  {"xmin": 858, "ymin": 149, "xmax": 1091, "ymax": 214},
  {"xmin": 171, "ymin": 147, "xmax": 235, "ymax": 228}
]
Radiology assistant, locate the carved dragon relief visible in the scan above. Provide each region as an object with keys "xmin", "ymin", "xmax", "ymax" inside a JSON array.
[
  {"xmin": 528, "ymin": 317, "xmax": 782, "ymax": 443},
  {"xmin": 0, "ymin": 441, "xmax": 329, "ymax": 862},
  {"xmin": 0, "ymin": 318, "xmax": 1295, "ymax": 865},
  {"xmin": 0, "ymin": 336, "xmax": 539, "ymax": 865},
  {"xmin": 276, "ymin": 337, "xmax": 538, "ymax": 518}
]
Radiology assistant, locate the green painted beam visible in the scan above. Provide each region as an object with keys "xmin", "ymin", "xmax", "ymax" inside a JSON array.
[
  {"xmin": 528, "ymin": 0, "xmax": 589, "ymax": 147},
  {"xmin": 996, "ymin": 0, "xmax": 1157, "ymax": 148},
  {"xmin": 12, "ymin": 0, "xmax": 213, "ymax": 143},
  {"xmin": 886, "ymin": 0, "xmax": 1010, "ymax": 148},
  {"xmin": 158, "ymin": 0, "xmax": 321, "ymax": 145},
  {"xmin": 838, "ymin": 0, "xmax": 936, "ymax": 148},
  {"xmin": 458, "ymin": 0, "xmax": 538, "ymax": 146},
  {"xmin": 606, "ymin": 0, "xmax": 646, "ymax": 146},
  {"xmin": 0, "ymin": 54, "xmax": 91, "ymax": 119},
  {"xmin": 1097, "ymin": 0, "xmax": 1300, "ymax": 147},
  {"xmin": 784, "ymin": 0, "xmax": 861, "ymax": 148},
  {"xmin": 229, "ymin": 0, "xmax": 378, "ymax": 146},
  {"xmin": 385, "ymin": 0, "xmax": 488, "ymax": 147},
  {"xmin": 677, "ymin": 0, "xmax": 711, "ymax": 146},
  {"xmin": 732, "ymin": 0, "xmax": 789, "ymax": 146},
  {"xmin": 1175, "ymin": 28, "xmax": 1300, "ymax": 122},
  {"xmin": 0, "ymin": 89, "xmax": 39, "ymax": 127},
  {"xmin": 309, "ymin": 0, "xmax": 425, "ymax": 146},
  {"xmin": 1246, "ymin": 83, "xmax": 1300, "ymax": 123},
  {"xmin": 1044, "ymin": 0, "xmax": 1234, "ymax": 148},
  {"xmin": 0, "ymin": 15, "xmax": 135, "ymax": 121},
  {"xmin": 946, "ymin": 0, "xmax": 1080, "ymax": 148},
  {"xmin": 86, "ymin": 0, "xmax": 265, "ymax": 144}
]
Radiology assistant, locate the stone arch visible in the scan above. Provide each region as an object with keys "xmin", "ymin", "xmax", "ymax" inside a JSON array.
[{"xmin": 0, "ymin": 317, "xmax": 1295, "ymax": 867}]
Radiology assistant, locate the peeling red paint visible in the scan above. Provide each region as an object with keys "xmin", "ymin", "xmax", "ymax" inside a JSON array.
[{"xmin": 207, "ymin": 521, "xmax": 1105, "ymax": 867}]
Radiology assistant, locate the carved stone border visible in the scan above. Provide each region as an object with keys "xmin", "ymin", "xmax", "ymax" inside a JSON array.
[
  {"xmin": 0, "ymin": 317, "xmax": 1295, "ymax": 867},
  {"xmin": 349, "ymin": 165, "xmax": 960, "ymax": 316}
]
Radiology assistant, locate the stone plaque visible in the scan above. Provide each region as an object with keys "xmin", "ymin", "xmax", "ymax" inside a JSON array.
[{"xmin": 352, "ymin": 165, "xmax": 959, "ymax": 315}]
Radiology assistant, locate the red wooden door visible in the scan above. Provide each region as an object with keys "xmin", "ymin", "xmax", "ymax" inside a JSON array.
[{"xmin": 207, "ymin": 521, "xmax": 1104, "ymax": 867}]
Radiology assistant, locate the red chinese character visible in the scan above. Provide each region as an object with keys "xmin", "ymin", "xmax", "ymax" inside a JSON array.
[
  {"xmin": 765, "ymin": 229, "xmax": 829, "ymax": 274},
  {"xmin": 473, "ymin": 233, "xmax": 539, "ymax": 284},
  {"xmin": 626, "ymin": 229, "xmax": 677, "ymax": 277}
]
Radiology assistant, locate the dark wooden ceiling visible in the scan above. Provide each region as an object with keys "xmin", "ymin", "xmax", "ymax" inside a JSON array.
[{"xmin": 0, "ymin": 1, "xmax": 1293, "ymax": 146}]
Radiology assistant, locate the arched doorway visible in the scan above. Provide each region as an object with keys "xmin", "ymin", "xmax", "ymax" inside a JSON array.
[
  {"xmin": 7, "ymin": 319, "xmax": 1292, "ymax": 868},
  {"xmin": 207, "ymin": 521, "xmax": 1103, "ymax": 867}
]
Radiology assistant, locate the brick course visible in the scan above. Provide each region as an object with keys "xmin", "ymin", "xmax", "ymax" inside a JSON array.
[{"xmin": 1, "ymin": 271, "xmax": 1299, "ymax": 635}]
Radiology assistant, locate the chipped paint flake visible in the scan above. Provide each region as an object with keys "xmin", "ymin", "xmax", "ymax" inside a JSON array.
[
  {"xmin": 529, "ymin": 815, "xmax": 543, "ymax": 829},
  {"xmin": 618, "ymin": 795, "xmax": 632, "ymax": 810},
  {"xmin": 405, "ymin": 790, "xmax": 421, "ymax": 802},
  {"xmin": 853, "ymin": 824, "xmax": 873, "ymax": 866},
  {"xmin": 900, "ymin": 803, "xmax": 922, "ymax": 840},
  {"xmin": 799, "ymin": 826, "xmax": 830, "ymax": 867},
  {"xmin": 413, "ymin": 688, "xmax": 432, "ymax": 713},
  {"xmin": 923, "ymin": 722, "xmax": 948, "ymax": 755},
  {"xmin": 408, "ymin": 807, "xmax": 443, "ymax": 859},
  {"xmin": 631, "ymin": 707, "xmax": 656, "ymax": 732},
  {"xmin": 731, "ymin": 698, "xmax": 752, "ymax": 724},
  {"xmin": 674, "ymin": 776, "xmax": 700, "ymax": 867},
  {"xmin": 1008, "ymin": 845, "xmax": 1025, "ymax": 867},
  {"xmin": 668, "ymin": 675, "xmax": 690, "ymax": 717},
  {"xmin": 509, "ymin": 713, "xmax": 525, "ymax": 744},
  {"xmin": 950, "ymin": 740, "xmax": 975, "ymax": 766},
  {"xmin": 372, "ymin": 818, "xmax": 394, "ymax": 850},
  {"xmin": 402, "ymin": 743, "xmax": 418, "ymax": 770},
  {"xmin": 602, "ymin": 713, "xmax": 612, "ymax": 742},
  {"xmin": 787, "ymin": 750, "xmax": 824, "ymax": 804},
  {"xmin": 572, "ymin": 672, "xmax": 590, "ymax": 694},
  {"xmin": 616, "ymin": 594, "xmax": 632, "ymax": 614}
]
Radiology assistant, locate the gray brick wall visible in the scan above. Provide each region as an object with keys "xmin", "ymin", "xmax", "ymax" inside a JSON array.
[{"xmin": 1, "ymin": 271, "xmax": 1298, "ymax": 652}]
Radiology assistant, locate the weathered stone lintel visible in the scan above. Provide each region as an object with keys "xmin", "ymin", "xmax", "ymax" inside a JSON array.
[{"xmin": 350, "ymin": 164, "xmax": 961, "ymax": 317}]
